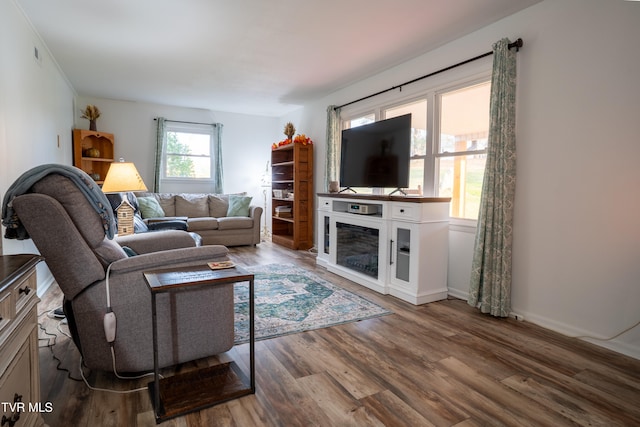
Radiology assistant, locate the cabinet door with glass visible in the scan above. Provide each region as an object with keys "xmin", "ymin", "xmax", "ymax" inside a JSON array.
[
  {"xmin": 316, "ymin": 211, "xmax": 331, "ymax": 265},
  {"xmin": 389, "ymin": 221, "xmax": 419, "ymax": 292}
]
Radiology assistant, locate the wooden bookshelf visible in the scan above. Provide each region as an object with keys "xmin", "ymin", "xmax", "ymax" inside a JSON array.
[
  {"xmin": 270, "ymin": 143, "xmax": 313, "ymax": 250},
  {"xmin": 72, "ymin": 129, "xmax": 114, "ymax": 184}
]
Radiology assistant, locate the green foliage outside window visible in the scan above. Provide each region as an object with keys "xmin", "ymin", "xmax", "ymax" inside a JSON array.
[{"xmin": 166, "ymin": 132, "xmax": 195, "ymax": 178}]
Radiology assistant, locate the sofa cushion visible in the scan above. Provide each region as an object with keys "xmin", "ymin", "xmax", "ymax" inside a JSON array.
[
  {"xmin": 227, "ymin": 195, "xmax": 253, "ymax": 217},
  {"xmin": 155, "ymin": 194, "xmax": 176, "ymax": 216},
  {"xmin": 187, "ymin": 217, "xmax": 219, "ymax": 231},
  {"xmin": 208, "ymin": 195, "xmax": 229, "ymax": 218},
  {"xmin": 138, "ymin": 196, "xmax": 165, "ymax": 218},
  {"xmin": 176, "ymin": 194, "xmax": 209, "ymax": 217},
  {"xmin": 217, "ymin": 216, "xmax": 253, "ymax": 230}
]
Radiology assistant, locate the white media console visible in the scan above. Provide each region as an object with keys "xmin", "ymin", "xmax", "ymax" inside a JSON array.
[{"xmin": 316, "ymin": 193, "xmax": 450, "ymax": 305}]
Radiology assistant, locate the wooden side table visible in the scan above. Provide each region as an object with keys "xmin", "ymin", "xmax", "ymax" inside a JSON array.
[
  {"xmin": 0, "ymin": 254, "xmax": 45, "ymax": 427},
  {"xmin": 143, "ymin": 265, "xmax": 254, "ymax": 424}
]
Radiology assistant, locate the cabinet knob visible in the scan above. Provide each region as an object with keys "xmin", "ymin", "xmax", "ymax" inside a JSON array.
[
  {"xmin": 19, "ymin": 287, "xmax": 31, "ymax": 296},
  {"xmin": 400, "ymin": 209, "xmax": 405, "ymax": 213}
]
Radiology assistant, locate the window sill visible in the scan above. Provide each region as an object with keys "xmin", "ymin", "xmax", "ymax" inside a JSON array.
[{"xmin": 449, "ymin": 217, "xmax": 477, "ymax": 233}]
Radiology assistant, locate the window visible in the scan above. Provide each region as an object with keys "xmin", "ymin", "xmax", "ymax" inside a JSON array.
[
  {"xmin": 436, "ymin": 82, "xmax": 490, "ymax": 219},
  {"xmin": 163, "ymin": 123, "xmax": 214, "ymax": 180},
  {"xmin": 340, "ymin": 76, "xmax": 490, "ymax": 220},
  {"xmin": 385, "ymin": 100, "xmax": 428, "ymax": 192},
  {"xmin": 345, "ymin": 114, "xmax": 375, "ymax": 129}
]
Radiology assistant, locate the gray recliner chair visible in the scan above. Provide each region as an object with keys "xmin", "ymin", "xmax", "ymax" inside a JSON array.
[{"xmin": 6, "ymin": 170, "xmax": 234, "ymax": 373}]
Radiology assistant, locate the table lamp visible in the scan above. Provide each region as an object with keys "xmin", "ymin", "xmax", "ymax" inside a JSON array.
[{"xmin": 102, "ymin": 158, "xmax": 148, "ymax": 236}]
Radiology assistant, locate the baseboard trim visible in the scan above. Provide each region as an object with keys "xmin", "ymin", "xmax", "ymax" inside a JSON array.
[
  {"xmin": 37, "ymin": 275, "xmax": 55, "ymax": 298},
  {"xmin": 447, "ymin": 287, "xmax": 468, "ymax": 301},
  {"xmin": 447, "ymin": 286, "xmax": 639, "ymax": 360},
  {"xmin": 515, "ymin": 310, "xmax": 640, "ymax": 360}
]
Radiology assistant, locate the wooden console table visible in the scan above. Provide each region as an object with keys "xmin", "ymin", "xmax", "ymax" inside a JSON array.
[
  {"xmin": 143, "ymin": 265, "xmax": 254, "ymax": 424},
  {"xmin": 0, "ymin": 254, "xmax": 45, "ymax": 427}
]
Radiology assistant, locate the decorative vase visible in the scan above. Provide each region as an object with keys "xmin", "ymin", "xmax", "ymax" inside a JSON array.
[
  {"xmin": 84, "ymin": 147, "xmax": 100, "ymax": 158},
  {"xmin": 89, "ymin": 120, "xmax": 97, "ymax": 131}
]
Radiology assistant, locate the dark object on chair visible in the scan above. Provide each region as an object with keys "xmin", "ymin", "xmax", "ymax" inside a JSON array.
[
  {"xmin": 4, "ymin": 168, "xmax": 234, "ymax": 373},
  {"xmin": 105, "ymin": 192, "xmax": 204, "ymax": 247}
]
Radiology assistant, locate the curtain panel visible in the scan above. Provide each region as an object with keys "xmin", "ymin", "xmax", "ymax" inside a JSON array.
[
  {"xmin": 153, "ymin": 117, "xmax": 166, "ymax": 192},
  {"xmin": 468, "ymin": 38, "xmax": 518, "ymax": 317},
  {"xmin": 212, "ymin": 123, "xmax": 224, "ymax": 194},
  {"xmin": 325, "ymin": 105, "xmax": 341, "ymax": 191}
]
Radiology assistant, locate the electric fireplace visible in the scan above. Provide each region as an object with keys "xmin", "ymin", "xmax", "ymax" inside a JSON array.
[{"xmin": 336, "ymin": 222, "xmax": 379, "ymax": 278}]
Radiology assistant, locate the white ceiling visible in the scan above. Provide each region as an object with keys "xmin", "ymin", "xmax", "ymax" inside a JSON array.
[{"xmin": 16, "ymin": 0, "xmax": 540, "ymax": 117}]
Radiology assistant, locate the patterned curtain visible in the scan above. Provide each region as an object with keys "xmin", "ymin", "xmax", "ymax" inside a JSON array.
[
  {"xmin": 468, "ymin": 38, "xmax": 518, "ymax": 317},
  {"xmin": 153, "ymin": 117, "xmax": 166, "ymax": 192},
  {"xmin": 325, "ymin": 105, "xmax": 341, "ymax": 191},
  {"xmin": 212, "ymin": 123, "xmax": 224, "ymax": 194}
]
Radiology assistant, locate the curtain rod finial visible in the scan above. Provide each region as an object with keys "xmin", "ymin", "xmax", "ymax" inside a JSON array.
[{"xmin": 510, "ymin": 38, "xmax": 523, "ymax": 51}]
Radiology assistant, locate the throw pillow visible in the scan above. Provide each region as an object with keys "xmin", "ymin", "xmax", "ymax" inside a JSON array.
[
  {"xmin": 137, "ymin": 197, "xmax": 165, "ymax": 218},
  {"xmin": 227, "ymin": 195, "xmax": 252, "ymax": 217}
]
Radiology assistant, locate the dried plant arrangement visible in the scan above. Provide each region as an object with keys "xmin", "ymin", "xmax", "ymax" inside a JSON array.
[
  {"xmin": 283, "ymin": 122, "xmax": 295, "ymax": 140},
  {"xmin": 81, "ymin": 105, "xmax": 101, "ymax": 131}
]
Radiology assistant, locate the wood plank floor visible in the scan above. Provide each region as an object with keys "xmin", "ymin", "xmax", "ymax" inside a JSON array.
[{"xmin": 37, "ymin": 241, "xmax": 640, "ymax": 426}]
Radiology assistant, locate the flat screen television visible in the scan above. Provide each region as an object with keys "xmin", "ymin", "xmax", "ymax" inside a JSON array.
[{"xmin": 339, "ymin": 113, "xmax": 411, "ymax": 192}]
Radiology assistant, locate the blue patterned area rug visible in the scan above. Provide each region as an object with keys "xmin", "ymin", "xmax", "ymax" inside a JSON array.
[{"xmin": 233, "ymin": 264, "xmax": 391, "ymax": 344}]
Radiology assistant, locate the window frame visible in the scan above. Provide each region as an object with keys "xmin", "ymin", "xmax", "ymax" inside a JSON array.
[{"xmin": 340, "ymin": 68, "xmax": 491, "ymax": 222}]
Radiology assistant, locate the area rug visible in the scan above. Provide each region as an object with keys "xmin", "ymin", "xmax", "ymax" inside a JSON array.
[{"xmin": 233, "ymin": 264, "xmax": 391, "ymax": 344}]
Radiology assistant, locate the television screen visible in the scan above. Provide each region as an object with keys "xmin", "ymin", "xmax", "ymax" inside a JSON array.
[{"xmin": 339, "ymin": 114, "xmax": 411, "ymax": 190}]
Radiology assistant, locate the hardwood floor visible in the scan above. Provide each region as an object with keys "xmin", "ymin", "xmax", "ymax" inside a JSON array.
[{"xmin": 37, "ymin": 241, "xmax": 640, "ymax": 426}]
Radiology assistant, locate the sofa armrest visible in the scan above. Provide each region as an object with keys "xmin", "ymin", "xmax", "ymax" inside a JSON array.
[
  {"xmin": 115, "ymin": 230, "xmax": 198, "ymax": 254},
  {"xmin": 249, "ymin": 205, "xmax": 263, "ymax": 220},
  {"xmin": 249, "ymin": 205, "xmax": 263, "ymax": 244}
]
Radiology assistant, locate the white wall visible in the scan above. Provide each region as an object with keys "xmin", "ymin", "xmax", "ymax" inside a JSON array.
[
  {"xmin": 0, "ymin": 0, "xmax": 76, "ymax": 294},
  {"xmin": 75, "ymin": 96, "xmax": 280, "ymax": 213},
  {"xmin": 297, "ymin": 0, "xmax": 640, "ymax": 358}
]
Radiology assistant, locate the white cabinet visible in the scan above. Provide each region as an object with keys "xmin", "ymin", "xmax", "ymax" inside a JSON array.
[
  {"xmin": 316, "ymin": 198, "xmax": 331, "ymax": 266},
  {"xmin": 316, "ymin": 194, "xmax": 450, "ymax": 305},
  {"xmin": 388, "ymin": 219, "xmax": 449, "ymax": 304}
]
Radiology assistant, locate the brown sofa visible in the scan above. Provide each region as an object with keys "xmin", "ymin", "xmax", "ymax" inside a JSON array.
[{"xmin": 133, "ymin": 192, "xmax": 262, "ymax": 246}]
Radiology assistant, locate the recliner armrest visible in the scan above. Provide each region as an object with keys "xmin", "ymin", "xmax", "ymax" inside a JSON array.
[
  {"xmin": 115, "ymin": 230, "xmax": 197, "ymax": 254},
  {"xmin": 107, "ymin": 245, "xmax": 229, "ymax": 275}
]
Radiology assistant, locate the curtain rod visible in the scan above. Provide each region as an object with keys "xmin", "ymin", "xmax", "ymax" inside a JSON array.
[
  {"xmin": 335, "ymin": 38, "xmax": 523, "ymax": 110},
  {"xmin": 153, "ymin": 118, "xmax": 217, "ymax": 126}
]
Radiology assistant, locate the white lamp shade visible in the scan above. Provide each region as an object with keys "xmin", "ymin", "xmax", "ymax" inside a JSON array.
[{"xmin": 101, "ymin": 161, "xmax": 148, "ymax": 193}]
